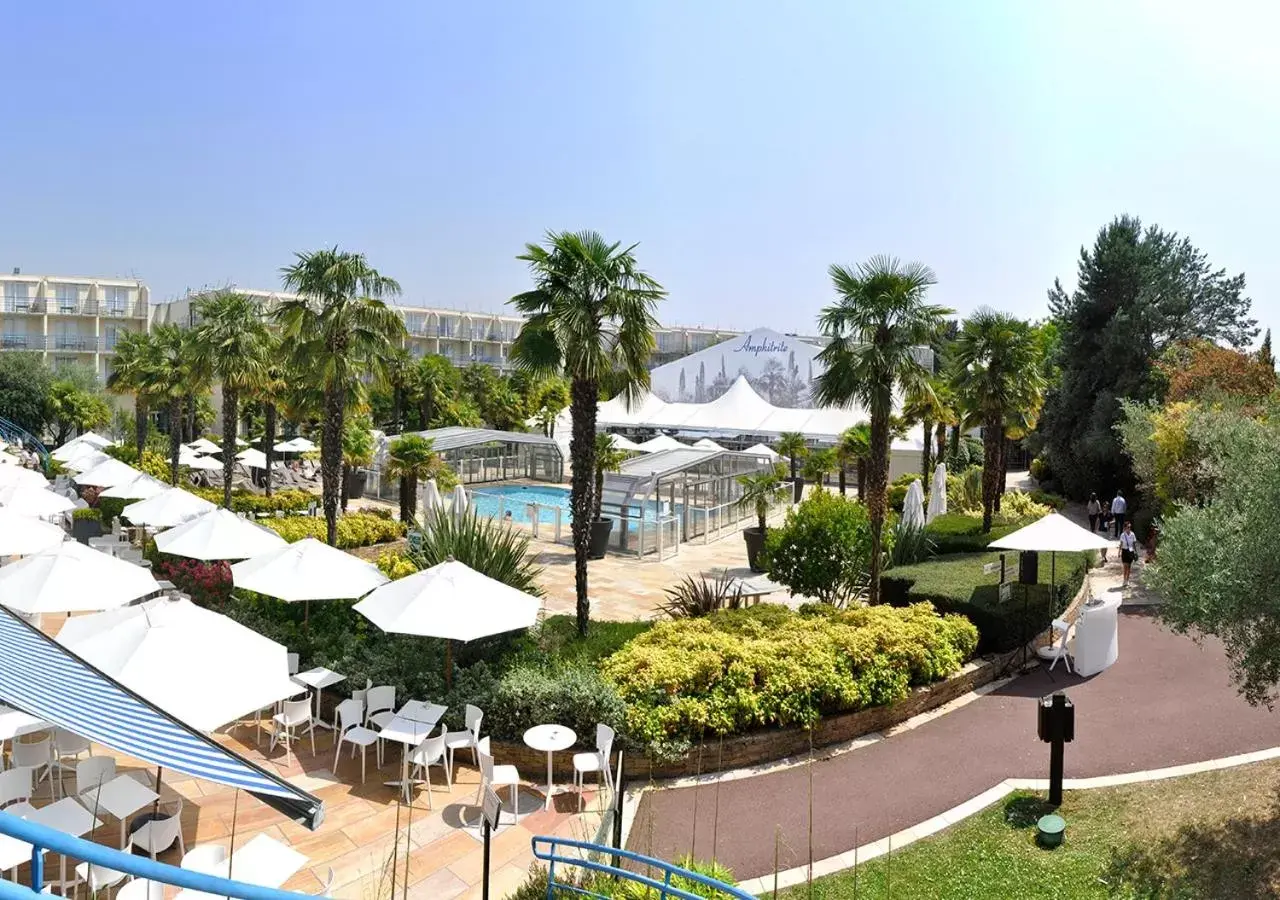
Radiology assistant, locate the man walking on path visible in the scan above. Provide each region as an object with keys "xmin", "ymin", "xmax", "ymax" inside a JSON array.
[{"xmin": 1111, "ymin": 490, "xmax": 1128, "ymax": 538}]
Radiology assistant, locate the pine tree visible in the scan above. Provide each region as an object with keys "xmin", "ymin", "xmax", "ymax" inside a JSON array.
[{"xmin": 1260, "ymin": 328, "xmax": 1274, "ymax": 371}]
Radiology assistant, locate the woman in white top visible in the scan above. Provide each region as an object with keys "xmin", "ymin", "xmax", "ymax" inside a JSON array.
[{"xmin": 1118, "ymin": 521, "xmax": 1139, "ymax": 585}]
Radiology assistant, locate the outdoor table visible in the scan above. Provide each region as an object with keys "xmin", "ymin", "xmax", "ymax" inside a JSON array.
[
  {"xmin": 174, "ymin": 833, "xmax": 307, "ymax": 900},
  {"xmin": 0, "ymin": 830, "xmax": 43, "ymax": 880},
  {"xmin": 379, "ymin": 706, "xmax": 446, "ymax": 804},
  {"xmin": 290, "ymin": 667, "xmax": 346, "ymax": 731},
  {"xmin": 28, "ymin": 797, "xmax": 102, "ymax": 894},
  {"xmin": 0, "ymin": 706, "xmax": 48, "ymax": 770},
  {"xmin": 1073, "ymin": 593, "xmax": 1122, "ymax": 677},
  {"xmin": 523, "ymin": 724, "xmax": 576, "ymax": 810},
  {"xmin": 398, "ymin": 700, "xmax": 447, "ymax": 726},
  {"xmin": 76, "ymin": 773, "xmax": 160, "ymax": 848}
]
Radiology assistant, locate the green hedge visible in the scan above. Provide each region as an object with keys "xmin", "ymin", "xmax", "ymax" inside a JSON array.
[
  {"xmin": 260, "ymin": 512, "xmax": 406, "ymax": 549},
  {"xmin": 189, "ymin": 487, "xmax": 315, "ymax": 515},
  {"xmin": 882, "ymin": 550, "xmax": 1093, "ymax": 654},
  {"xmin": 923, "ymin": 514, "xmax": 1019, "ymax": 555}
]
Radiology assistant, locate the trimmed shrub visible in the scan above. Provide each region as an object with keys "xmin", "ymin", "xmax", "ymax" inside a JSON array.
[
  {"xmin": 882, "ymin": 550, "xmax": 1092, "ymax": 653},
  {"xmin": 763, "ymin": 491, "xmax": 876, "ymax": 606},
  {"xmin": 375, "ymin": 551, "xmax": 418, "ymax": 580},
  {"xmin": 924, "ymin": 514, "xmax": 1017, "ymax": 555},
  {"xmin": 1028, "ymin": 489, "xmax": 1068, "ymax": 510},
  {"xmin": 602, "ymin": 604, "xmax": 978, "ymax": 755},
  {"xmin": 484, "ymin": 665, "xmax": 627, "ymax": 747},
  {"xmin": 261, "ymin": 512, "xmax": 406, "ymax": 549},
  {"xmin": 71, "ymin": 507, "xmax": 101, "ymax": 521},
  {"xmin": 97, "ymin": 496, "xmax": 127, "ymax": 525},
  {"xmin": 188, "ymin": 487, "xmax": 314, "ymax": 516}
]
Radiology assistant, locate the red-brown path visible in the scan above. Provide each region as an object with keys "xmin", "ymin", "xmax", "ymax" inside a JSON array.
[{"xmin": 626, "ymin": 607, "xmax": 1279, "ymax": 880}]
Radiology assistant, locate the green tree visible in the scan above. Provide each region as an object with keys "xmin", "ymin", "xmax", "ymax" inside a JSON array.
[
  {"xmin": 950, "ymin": 309, "xmax": 1045, "ymax": 532},
  {"xmin": 1040, "ymin": 215, "xmax": 1257, "ymax": 498},
  {"xmin": 107, "ymin": 331, "xmax": 164, "ymax": 459},
  {"xmin": 339, "ymin": 415, "xmax": 375, "ymax": 512},
  {"xmin": 836, "ymin": 424, "xmax": 871, "ymax": 498},
  {"xmin": 278, "ymin": 248, "xmax": 406, "ymax": 545},
  {"xmin": 815, "ymin": 256, "xmax": 950, "ymax": 603},
  {"xmin": 592, "ymin": 432, "xmax": 629, "ymax": 521},
  {"xmin": 902, "ymin": 376, "xmax": 950, "ymax": 481},
  {"xmin": 530, "ymin": 377, "xmax": 571, "ymax": 437},
  {"xmin": 763, "ymin": 490, "xmax": 879, "ymax": 607},
  {"xmin": 47, "ymin": 366, "xmax": 110, "ymax": 446},
  {"xmin": 801, "ymin": 447, "xmax": 836, "ymax": 489},
  {"xmin": 509, "ymin": 230, "xmax": 664, "ymax": 636},
  {"xmin": 251, "ymin": 338, "xmax": 288, "ymax": 497},
  {"xmin": 152, "ymin": 324, "xmax": 204, "ymax": 485},
  {"xmin": 410, "ymin": 354, "xmax": 459, "ymax": 430},
  {"xmin": 191, "ymin": 291, "xmax": 271, "ymax": 508},
  {"xmin": 386, "ymin": 434, "xmax": 452, "ymax": 523},
  {"xmin": 737, "ymin": 464, "xmax": 786, "ymax": 531},
  {"xmin": 1260, "ymin": 328, "xmax": 1275, "ymax": 372}
]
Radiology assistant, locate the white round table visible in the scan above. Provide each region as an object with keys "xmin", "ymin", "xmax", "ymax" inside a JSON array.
[{"xmin": 523, "ymin": 724, "xmax": 576, "ymax": 810}]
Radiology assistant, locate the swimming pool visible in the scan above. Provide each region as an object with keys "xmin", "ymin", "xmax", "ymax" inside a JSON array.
[{"xmin": 471, "ymin": 484, "xmax": 573, "ymax": 525}]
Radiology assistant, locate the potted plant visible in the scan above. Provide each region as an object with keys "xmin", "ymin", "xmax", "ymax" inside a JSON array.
[
  {"xmin": 341, "ymin": 417, "xmax": 375, "ymax": 507},
  {"xmin": 589, "ymin": 433, "xmax": 628, "ymax": 559},
  {"xmin": 776, "ymin": 432, "xmax": 808, "ymax": 503},
  {"xmin": 737, "ymin": 464, "xmax": 785, "ymax": 572},
  {"xmin": 71, "ymin": 507, "xmax": 103, "ymax": 543}
]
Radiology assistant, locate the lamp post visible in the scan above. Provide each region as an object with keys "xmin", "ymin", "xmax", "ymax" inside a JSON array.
[{"xmin": 1037, "ymin": 691, "xmax": 1075, "ymax": 806}]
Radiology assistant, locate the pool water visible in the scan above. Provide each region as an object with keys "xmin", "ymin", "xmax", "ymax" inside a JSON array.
[{"xmin": 471, "ymin": 484, "xmax": 573, "ymax": 525}]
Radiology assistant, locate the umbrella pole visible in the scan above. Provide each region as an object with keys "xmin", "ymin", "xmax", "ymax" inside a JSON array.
[
  {"xmin": 445, "ymin": 640, "xmax": 452, "ymax": 691},
  {"xmin": 151, "ymin": 766, "xmax": 164, "ymax": 818},
  {"xmin": 1052, "ymin": 551, "xmax": 1057, "ymax": 612}
]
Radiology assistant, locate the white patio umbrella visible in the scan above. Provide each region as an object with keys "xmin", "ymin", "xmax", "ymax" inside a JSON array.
[
  {"xmin": 74, "ymin": 458, "xmax": 142, "ymax": 488},
  {"xmin": 99, "ymin": 472, "xmax": 170, "ymax": 501},
  {"xmin": 901, "ymin": 479, "xmax": 926, "ymax": 530},
  {"xmin": 55, "ymin": 596, "xmax": 299, "ymax": 733},
  {"xmin": 122, "ymin": 489, "xmax": 216, "ymax": 529},
  {"xmin": 154, "ymin": 508, "xmax": 288, "ymax": 561},
  {"xmin": 606, "ymin": 434, "xmax": 642, "ymax": 452},
  {"xmin": 926, "ymin": 462, "xmax": 948, "ymax": 524},
  {"xmin": 273, "ymin": 437, "xmax": 316, "ymax": 453},
  {"xmin": 693, "ymin": 438, "xmax": 725, "ymax": 451},
  {"xmin": 71, "ymin": 431, "xmax": 112, "ymax": 450},
  {"xmin": 230, "ymin": 538, "xmax": 388, "ymax": 603},
  {"xmin": 0, "ymin": 485, "xmax": 75, "ymax": 518},
  {"xmin": 236, "ymin": 448, "xmax": 270, "ymax": 469},
  {"xmin": 354, "ymin": 558, "xmax": 542, "ymax": 685},
  {"xmin": 0, "ymin": 541, "xmax": 160, "ymax": 614},
  {"xmin": 61, "ymin": 448, "xmax": 111, "ymax": 473},
  {"xmin": 449, "ymin": 484, "xmax": 469, "ymax": 521},
  {"xmin": 184, "ymin": 438, "xmax": 222, "ymax": 454},
  {"xmin": 50, "ymin": 432, "xmax": 112, "ymax": 462},
  {"xmin": 179, "ymin": 453, "xmax": 224, "ymax": 472},
  {"xmin": 0, "ymin": 508, "xmax": 66, "ymax": 556},
  {"xmin": 743, "ymin": 443, "xmax": 780, "ymax": 460},
  {"xmin": 0, "ymin": 466, "xmax": 50, "ymax": 490}
]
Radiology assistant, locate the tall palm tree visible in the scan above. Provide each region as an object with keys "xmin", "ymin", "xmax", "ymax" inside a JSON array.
[
  {"xmin": 191, "ymin": 291, "xmax": 271, "ymax": 509},
  {"xmin": 930, "ymin": 381, "xmax": 958, "ymax": 468},
  {"xmin": 411, "ymin": 354, "xmax": 459, "ymax": 430},
  {"xmin": 277, "ymin": 248, "xmax": 405, "ymax": 545},
  {"xmin": 775, "ymin": 431, "xmax": 808, "ymax": 502},
  {"xmin": 508, "ymin": 231, "xmax": 664, "ymax": 637},
  {"xmin": 151, "ymin": 324, "xmax": 200, "ymax": 485},
  {"xmin": 383, "ymin": 346, "xmax": 413, "ymax": 434},
  {"xmin": 252, "ymin": 336, "xmax": 288, "ymax": 498},
  {"xmin": 386, "ymin": 434, "xmax": 449, "ymax": 523},
  {"xmin": 902, "ymin": 376, "xmax": 950, "ymax": 481},
  {"xmin": 835, "ymin": 425, "xmax": 871, "ymax": 497},
  {"xmin": 815, "ymin": 256, "xmax": 951, "ymax": 603},
  {"xmin": 950, "ymin": 308, "xmax": 1045, "ymax": 532},
  {"xmin": 107, "ymin": 330, "xmax": 163, "ymax": 459}
]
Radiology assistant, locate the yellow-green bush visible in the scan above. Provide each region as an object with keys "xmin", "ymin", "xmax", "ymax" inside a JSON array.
[
  {"xmin": 261, "ymin": 512, "xmax": 406, "ymax": 549},
  {"xmin": 376, "ymin": 551, "xmax": 419, "ymax": 580},
  {"xmin": 189, "ymin": 488, "xmax": 314, "ymax": 515},
  {"xmin": 602, "ymin": 603, "xmax": 978, "ymax": 754}
]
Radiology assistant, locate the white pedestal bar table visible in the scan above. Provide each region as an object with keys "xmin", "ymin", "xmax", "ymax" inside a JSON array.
[
  {"xmin": 1072, "ymin": 593, "xmax": 1122, "ymax": 677},
  {"xmin": 379, "ymin": 702, "xmax": 447, "ymax": 804},
  {"xmin": 523, "ymin": 724, "xmax": 576, "ymax": 810}
]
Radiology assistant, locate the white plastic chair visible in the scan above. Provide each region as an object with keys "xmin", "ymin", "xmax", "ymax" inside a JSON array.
[
  {"xmin": 116, "ymin": 880, "xmax": 165, "ymax": 900},
  {"xmin": 271, "ymin": 698, "xmax": 316, "ymax": 760},
  {"xmin": 408, "ymin": 732, "xmax": 450, "ymax": 810},
  {"xmin": 364, "ymin": 686, "xmax": 396, "ymax": 729},
  {"xmin": 12, "ymin": 733, "xmax": 56, "ymax": 798},
  {"xmin": 73, "ymin": 757, "xmax": 117, "ymax": 809},
  {"xmin": 74, "ymin": 861, "xmax": 127, "ymax": 896},
  {"xmin": 180, "ymin": 842, "xmax": 228, "ymax": 873},
  {"xmin": 332, "ymin": 699, "xmax": 380, "ymax": 783},
  {"xmin": 318, "ymin": 867, "xmax": 336, "ymax": 897},
  {"xmin": 1044, "ymin": 617, "xmax": 1073, "ymax": 673},
  {"xmin": 572, "ymin": 724, "xmax": 616, "ymax": 811},
  {"xmin": 128, "ymin": 798, "xmax": 185, "ymax": 860},
  {"xmin": 0, "ymin": 767, "xmax": 36, "ymax": 817},
  {"xmin": 53, "ymin": 728, "xmax": 93, "ymax": 794},
  {"xmin": 476, "ymin": 737, "xmax": 522, "ymax": 823},
  {"xmin": 444, "ymin": 705, "xmax": 484, "ymax": 780}
]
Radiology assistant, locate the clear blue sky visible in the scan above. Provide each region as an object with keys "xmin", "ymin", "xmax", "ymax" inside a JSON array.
[{"xmin": 2, "ymin": 1, "xmax": 1276, "ymax": 336}]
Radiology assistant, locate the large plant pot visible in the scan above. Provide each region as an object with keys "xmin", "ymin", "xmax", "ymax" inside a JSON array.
[
  {"xmin": 588, "ymin": 517, "xmax": 614, "ymax": 559},
  {"xmin": 792, "ymin": 477, "xmax": 805, "ymax": 503},
  {"xmin": 345, "ymin": 468, "xmax": 369, "ymax": 499},
  {"xmin": 71, "ymin": 517, "xmax": 103, "ymax": 544},
  {"xmin": 743, "ymin": 525, "xmax": 767, "ymax": 573}
]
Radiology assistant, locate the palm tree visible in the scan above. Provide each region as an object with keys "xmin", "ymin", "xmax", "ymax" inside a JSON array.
[
  {"xmin": 815, "ymin": 256, "xmax": 951, "ymax": 603},
  {"xmin": 835, "ymin": 425, "xmax": 871, "ymax": 497},
  {"xmin": 775, "ymin": 431, "xmax": 808, "ymax": 502},
  {"xmin": 508, "ymin": 231, "xmax": 664, "ymax": 637},
  {"xmin": 411, "ymin": 354, "xmax": 457, "ymax": 430},
  {"xmin": 107, "ymin": 331, "xmax": 163, "ymax": 459},
  {"xmin": 801, "ymin": 448, "xmax": 835, "ymax": 490},
  {"xmin": 191, "ymin": 291, "xmax": 271, "ymax": 509},
  {"xmin": 252, "ymin": 337, "xmax": 288, "ymax": 497},
  {"xmin": 386, "ymin": 434, "xmax": 449, "ymax": 523},
  {"xmin": 950, "ymin": 308, "xmax": 1045, "ymax": 531},
  {"xmin": 383, "ymin": 346, "xmax": 413, "ymax": 434},
  {"xmin": 930, "ymin": 381, "xmax": 958, "ymax": 469},
  {"xmin": 151, "ymin": 325, "xmax": 200, "ymax": 485},
  {"xmin": 277, "ymin": 248, "xmax": 405, "ymax": 545},
  {"xmin": 902, "ymin": 376, "xmax": 951, "ymax": 481}
]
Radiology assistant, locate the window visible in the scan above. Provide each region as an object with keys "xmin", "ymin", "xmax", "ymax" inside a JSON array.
[
  {"xmin": 103, "ymin": 286, "xmax": 129, "ymax": 316},
  {"xmin": 55, "ymin": 284, "xmax": 79, "ymax": 313},
  {"xmin": 4, "ymin": 282, "xmax": 31, "ymax": 310},
  {"xmin": 103, "ymin": 325, "xmax": 122, "ymax": 350}
]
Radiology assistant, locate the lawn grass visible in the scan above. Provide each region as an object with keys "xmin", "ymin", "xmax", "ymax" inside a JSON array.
[
  {"xmin": 783, "ymin": 758, "xmax": 1280, "ymax": 899},
  {"xmin": 511, "ymin": 614, "xmax": 652, "ymax": 668}
]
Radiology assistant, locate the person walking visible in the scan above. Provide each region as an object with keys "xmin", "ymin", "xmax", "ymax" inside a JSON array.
[
  {"xmin": 1119, "ymin": 521, "xmax": 1139, "ymax": 585},
  {"xmin": 1111, "ymin": 490, "xmax": 1128, "ymax": 538},
  {"xmin": 1087, "ymin": 493, "xmax": 1102, "ymax": 533}
]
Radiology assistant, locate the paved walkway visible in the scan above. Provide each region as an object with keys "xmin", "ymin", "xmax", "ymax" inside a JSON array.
[{"xmin": 627, "ymin": 556, "xmax": 1277, "ymax": 881}]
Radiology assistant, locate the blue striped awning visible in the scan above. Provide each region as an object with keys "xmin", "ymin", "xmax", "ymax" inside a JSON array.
[{"xmin": 0, "ymin": 608, "xmax": 323, "ymax": 830}]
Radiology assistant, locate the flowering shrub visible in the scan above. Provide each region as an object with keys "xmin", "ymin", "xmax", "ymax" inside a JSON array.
[
  {"xmin": 154, "ymin": 556, "xmax": 233, "ymax": 608},
  {"xmin": 376, "ymin": 551, "xmax": 418, "ymax": 580},
  {"xmin": 261, "ymin": 512, "xmax": 406, "ymax": 549},
  {"xmin": 602, "ymin": 603, "xmax": 978, "ymax": 755}
]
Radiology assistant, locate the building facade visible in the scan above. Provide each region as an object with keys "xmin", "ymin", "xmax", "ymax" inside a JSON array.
[{"xmin": 0, "ymin": 272, "xmax": 151, "ymax": 382}]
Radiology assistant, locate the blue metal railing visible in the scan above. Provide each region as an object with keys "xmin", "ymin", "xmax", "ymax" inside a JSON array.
[
  {"xmin": 0, "ymin": 812, "xmax": 310, "ymax": 900},
  {"xmin": 0, "ymin": 416, "xmax": 50, "ymax": 473},
  {"xmin": 532, "ymin": 837, "xmax": 754, "ymax": 900}
]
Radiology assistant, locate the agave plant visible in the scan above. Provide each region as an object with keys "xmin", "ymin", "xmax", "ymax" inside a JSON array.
[
  {"xmin": 888, "ymin": 519, "xmax": 935, "ymax": 567},
  {"xmin": 411, "ymin": 507, "xmax": 544, "ymax": 597},
  {"xmin": 656, "ymin": 571, "xmax": 746, "ymax": 619}
]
